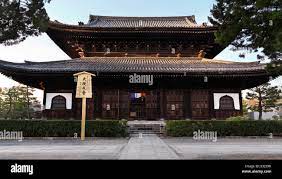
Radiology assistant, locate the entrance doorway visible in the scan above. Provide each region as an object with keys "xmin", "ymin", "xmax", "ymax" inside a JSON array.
[
  {"xmin": 191, "ymin": 90, "xmax": 209, "ymax": 119},
  {"xmin": 130, "ymin": 92, "xmax": 146, "ymax": 120}
]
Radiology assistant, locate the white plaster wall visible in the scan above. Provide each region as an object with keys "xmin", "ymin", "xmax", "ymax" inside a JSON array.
[
  {"xmin": 249, "ymin": 111, "xmax": 279, "ymax": 120},
  {"xmin": 45, "ymin": 93, "xmax": 72, "ymax": 110},
  {"xmin": 213, "ymin": 93, "xmax": 240, "ymax": 110}
]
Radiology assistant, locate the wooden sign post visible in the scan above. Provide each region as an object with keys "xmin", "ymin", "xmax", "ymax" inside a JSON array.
[{"xmin": 73, "ymin": 71, "xmax": 95, "ymax": 141}]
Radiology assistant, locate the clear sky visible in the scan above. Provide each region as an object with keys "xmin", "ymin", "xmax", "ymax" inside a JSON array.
[{"xmin": 0, "ymin": 0, "xmax": 281, "ymax": 103}]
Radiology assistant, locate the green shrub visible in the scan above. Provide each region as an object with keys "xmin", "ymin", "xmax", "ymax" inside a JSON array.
[
  {"xmin": 226, "ymin": 116, "xmax": 249, "ymax": 121},
  {"xmin": 272, "ymin": 115, "xmax": 280, "ymax": 120},
  {"xmin": 0, "ymin": 120, "xmax": 128, "ymax": 137},
  {"xmin": 166, "ymin": 120, "xmax": 282, "ymax": 137}
]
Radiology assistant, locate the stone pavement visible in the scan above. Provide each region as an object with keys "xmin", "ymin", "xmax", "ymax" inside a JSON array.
[
  {"xmin": 0, "ymin": 138, "xmax": 128, "ymax": 159},
  {"xmin": 119, "ymin": 134, "xmax": 179, "ymax": 159},
  {"xmin": 164, "ymin": 137, "xmax": 282, "ymax": 159},
  {"xmin": 1, "ymin": 136, "xmax": 282, "ymax": 159}
]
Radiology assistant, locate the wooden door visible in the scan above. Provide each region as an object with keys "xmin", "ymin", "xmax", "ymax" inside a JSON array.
[
  {"xmin": 191, "ymin": 90, "xmax": 209, "ymax": 119},
  {"xmin": 119, "ymin": 90, "xmax": 129, "ymax": 119},
  {"xmin": 102, "ymin": 89, "xmax": 118, "ymax": 119},
  {"xmin": 166, "ymin": 89, "xmax": 184, "ymax": 119},
  {"xmin": 129, "ymin": 93, "xmax": 146, "ymax": 120},
  {"xmin": 146, "ymin": 90, "xmax": 160, "ymax": 120}
]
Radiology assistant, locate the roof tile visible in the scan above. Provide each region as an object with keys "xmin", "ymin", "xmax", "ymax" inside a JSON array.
[
  {"xmin": 87, "ymin": 15, "xmax": 202, "ymax": 28},
  {"xmin": 0, "ymin": 57, "xmax": 266, "ymax": 75}
]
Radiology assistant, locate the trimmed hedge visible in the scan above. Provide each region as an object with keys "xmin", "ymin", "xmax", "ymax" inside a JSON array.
[
  {"xmin": 166, "ymin": 120, "xmax": 282, "ymax": 137},
  {"xmin": 0, "ymin": 120, "xmax": 128, "ymax": 137}
]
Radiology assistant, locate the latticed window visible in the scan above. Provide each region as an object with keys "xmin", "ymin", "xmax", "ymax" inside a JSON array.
[
  {"xmin": 219, "ymin": 95, "xmax": 234, "ymax": 110},
  {"xmin": 51, "ymin": 95, "xmax": 66, "ymax": 110}
]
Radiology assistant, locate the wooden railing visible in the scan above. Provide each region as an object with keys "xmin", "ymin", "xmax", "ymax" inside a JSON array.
[{"xmin": 84, "ymin": 52, "xmax": 197, "ymax": 57}]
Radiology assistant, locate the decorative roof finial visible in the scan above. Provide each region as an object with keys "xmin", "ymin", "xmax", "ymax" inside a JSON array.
[{"xmin": 197, "ymin": 50, "xmax": 206, "ymax": 58}]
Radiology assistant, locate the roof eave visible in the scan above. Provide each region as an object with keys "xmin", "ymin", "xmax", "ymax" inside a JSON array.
[{"xmin": 48, "ymin": 21, "xmax": 218, "ymax": 33}]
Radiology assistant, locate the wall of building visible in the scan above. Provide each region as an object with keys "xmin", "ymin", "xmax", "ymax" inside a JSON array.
[
  {"xmin": 45, "ymin": 93, "xmax": 73, "ymax": 110},
  {"xmin": 212, "ymin": 91, "xmax": 242, "ymax": 119},
  {"xmin": 248, "ymin": 111, "xmax": 279, "ymax": 120},
  {"xmin": 213, "ymin": 93, "xmax": 240, "ymax": 110},
  {"xmin": 42, "ymin": 89, "xmax": 243, "ymax": 120}
]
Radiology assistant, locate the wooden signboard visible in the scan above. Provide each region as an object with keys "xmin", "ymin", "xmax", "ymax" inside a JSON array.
[
  {"xmin": 73, "ymin": 71, "xmax": 95, "ymax": 140},
  {"xmin": 75, "ymin": 72, "xmax": 94, "ymax": 98}
]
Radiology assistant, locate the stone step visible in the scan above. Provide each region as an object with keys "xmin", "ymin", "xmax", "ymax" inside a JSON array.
[
  {"xmin": 130, "ymin": 133, "xmax": 158, "ymax": 137},
  {"xmin": 127, "ymin": 122, "xmax": 165, "ymax": 136},
  {"xmin": 129, "ymin": 130, "xmax": 162, "ymax": 133},
  {"xmin": 130, "ymin": 131, "xmax": 159, "ymax": 134}
]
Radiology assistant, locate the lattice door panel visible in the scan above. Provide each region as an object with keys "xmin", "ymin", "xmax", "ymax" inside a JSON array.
[
  {"xmin": 166, "ymin": 89, "xmax": 184, "ymax": 119},
  {"xmin": 191, "ymin": 90, "xmax": 209, "ymax": 119}
]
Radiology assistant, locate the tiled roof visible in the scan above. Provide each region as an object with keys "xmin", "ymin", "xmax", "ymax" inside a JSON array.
[
  {"xmin": 0, "ymin": 57, "xmax": 267, "ymax": 75},
  {"xmin": 48, "ymin": 15, "xmax": 216, "ymax": 31},
  {"xmin": 87, "ymin": 15, "xmax": 201, "ymax": 28}
]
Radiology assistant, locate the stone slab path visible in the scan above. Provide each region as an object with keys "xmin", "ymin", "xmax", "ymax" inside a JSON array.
[{"xmin": 119, "ymin": 134, "xmax": 179, "ymax": 159}]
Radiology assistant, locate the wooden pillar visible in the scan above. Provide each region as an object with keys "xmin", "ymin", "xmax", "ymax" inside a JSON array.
[
  {"xmin": 94, "ymin": 88, "xmax": 102, "ymax": 119},
  {"xmin": 42, "ymin": 90, "xmax": 47, "ymax": 119},
  {"xmin": 43, "ymin": 90, "xmax": 47, "ymax": 108},
  {"xmin": 209, "ymin": 90, "xmax": 214, "ymax": 120},
  {"xmin": 76, "ymin": 98, "xmax": 82, "ymax": 120},
  {"xmin": 183, "ymin": 89, "xmax": 191, "ymax": 119},
  {"xmin": 160, "ymin": 89, "xmax": 165, "ymax": 119},
  {"xmin": 71, "ymin": 90, "xmax": 76, "ymax": 119},
  {"xmin": 239, "ymin": 90, "xmax": 243, "ymax": 116},
  {"xmin": 87, "ymin": 98, "xmax": 94, "ymax": 120},
  {"xmin": 117, "ymin": 89, "xmax": 120, "ymax": 120}
]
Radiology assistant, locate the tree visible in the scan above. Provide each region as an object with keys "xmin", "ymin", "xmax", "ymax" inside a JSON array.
[
  {"xmin": 266, "ymin": 60, "xmax": 282, "ymax": 76},
  {"xmin": 0, "ymin": 85, "xmax": 40, "ymax": 119},
  {"xmin": 0, "ymin": 0, "xmax": 51, "ymax": 45},
  {"xmin": 0, "ymin": 87, "xmax": 4, "ymax": 118},
  {"xmin": 246, "ymin": 83, "xmax": 281, "ymax": 120},
  {"xmin": 17, "ymin": 85, "xmax": 38, "ymax": 119},
  {"xmin": 209, "ymin": 0, "xmax": 282, "ymax": 60},
  {"xmin": 242, "ymin": 99, "xmax": 249, "ymax": 115}
]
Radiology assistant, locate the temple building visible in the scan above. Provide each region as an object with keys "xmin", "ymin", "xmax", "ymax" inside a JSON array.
[{"xmin": 0, "ymin": 15, "xmax": 272, "ymax": 120}]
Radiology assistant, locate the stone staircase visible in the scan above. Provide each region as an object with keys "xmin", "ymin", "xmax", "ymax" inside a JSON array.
[{"xmin": 127, "ymin": 121, "xmax": 166, "ymax": 136}]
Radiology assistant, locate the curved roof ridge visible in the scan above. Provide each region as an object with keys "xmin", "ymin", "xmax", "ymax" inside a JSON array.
[
  {"xmin": 89, "ymin": 14, "xmax": 196, "ymax": 20},
  {"xmin": 87, "ymin": 15, "xmax": 199, "ymax": 28},
  {"xmin": 206, "ymin": 58, "xmax": 261, "ymax": 64},
  {"xmin": 0, "ymin": 59, "xmax": 16, "ymax": 64},
  {"xmin": 22, "ymin": 59, "xmax": 74, "ymax": 65}
]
